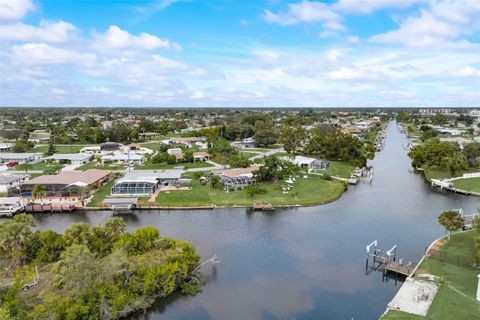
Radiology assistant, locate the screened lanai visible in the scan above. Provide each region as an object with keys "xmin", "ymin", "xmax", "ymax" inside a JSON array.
[{"xmin": 111, "ymin": 181, "xmax": 157, "ymax": 196}]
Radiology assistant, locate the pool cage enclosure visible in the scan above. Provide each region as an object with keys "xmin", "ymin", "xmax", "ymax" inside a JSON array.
[
  {"xmin": 111, "ymin": 181, "xmax": 157, "ymax": 196},
  {"xmin": 220, "ymin": 175, "xmax": 256, "ymax": 191}
]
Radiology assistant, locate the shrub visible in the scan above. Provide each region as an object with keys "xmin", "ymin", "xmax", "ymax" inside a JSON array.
[{"xmin": 245, "ymin": 184, "xmax": 267, "ymax": 197}]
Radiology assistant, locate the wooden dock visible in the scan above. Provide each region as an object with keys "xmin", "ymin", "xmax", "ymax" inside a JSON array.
[
  {"xmin": 253, "ymin": 203, "xmax": 275, "ymax": 211},
  {"xmin": 24, "ymin": 204, "xmax": 75, "ymax": 213},
  {"xmin": 383, "ymin": 260, "xmax": 417, "ymax": 277}
]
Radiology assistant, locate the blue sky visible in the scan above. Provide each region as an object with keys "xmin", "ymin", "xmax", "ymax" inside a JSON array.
[{"xmin": 1, "ymin": 0, "xmax": 479, "ymax": 107}]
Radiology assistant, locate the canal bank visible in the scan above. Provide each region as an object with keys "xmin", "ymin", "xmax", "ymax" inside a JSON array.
[{"xmin": 28, "ymin": 122, "xmax": 479, "ymax": 320}]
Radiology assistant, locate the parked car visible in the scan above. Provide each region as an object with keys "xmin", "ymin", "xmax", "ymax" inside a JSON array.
[{"xmin": 6, "ymin": 161, "xmax": 19, "ymax": 167}]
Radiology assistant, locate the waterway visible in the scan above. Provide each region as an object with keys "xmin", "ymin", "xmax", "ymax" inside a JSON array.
[{"xmin": 31, "ymin": 122, "xmax": 479, "ymax": 320}]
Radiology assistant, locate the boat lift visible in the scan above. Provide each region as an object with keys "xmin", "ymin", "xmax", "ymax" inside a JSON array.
[{"xmin": 365, "ymin": 240, "xmax": 398, "ymax": 275}]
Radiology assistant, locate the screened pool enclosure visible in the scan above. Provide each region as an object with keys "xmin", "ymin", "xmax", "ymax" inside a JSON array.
[{"xmin": 111, "ymin": 181, "xmax": 157, "ymax": 196}]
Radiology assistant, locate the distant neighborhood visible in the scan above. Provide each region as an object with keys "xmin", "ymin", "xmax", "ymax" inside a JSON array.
[{"xmin": 0, "ymin": 107, "xmax": 478, "ymax": 216}]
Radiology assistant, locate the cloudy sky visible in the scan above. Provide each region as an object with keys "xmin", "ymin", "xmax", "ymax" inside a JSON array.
[{"xmin": 0, "ymin": 0, "xmax": 479, "ymax": 108}]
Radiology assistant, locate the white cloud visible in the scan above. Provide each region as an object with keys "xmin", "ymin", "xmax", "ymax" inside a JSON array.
[
  {"xmin": 264, "ymin": 1, "xmax": 344, "ymax": 31},
  {"xmin": 370, "ymin": 10, "xmax": 459, "ymax": 48},
  {"xmin": 328, "ymin": 67, "xmax": 379, "ymax": 80},
  {"xmin": 190, "ymin": 90, "xmax": 205, "ymax": 99},
  {"xmin": 0, "ymin": 20, "xmax": 77, "ymax": 43},
  {"xmin": 334, "ymin": 0, "xmax": 425, "ymax": 14},
  {"xmin": 453, "ymin": 66, "xmax": 480, "ymax": 78},
  {"xmin": 89, "ymin": 86, "xmax": 112, "ymax": 94},
  {"xmin": 0, "ymin": 0, "xmax": 34, "ymax": 21},
  {"xmin": 12, "ymin": 43, "xmax": 96, "ymax": 64},
  {"xmin": 93, "ymin": 25, "xmax": 180, "ymax": 51},
  {"xmin": 370, "ymin": 1, "xmax": 480, "ymax": 48}
]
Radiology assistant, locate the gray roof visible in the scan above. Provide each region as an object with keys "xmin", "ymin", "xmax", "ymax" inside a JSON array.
[
  {"xmin": 103, "ymin": 198, "xmax": 139, "ymax": 205},
  {"xmin": 0, "ymin": 153, "xmax": 35, "ymax": 159},
  {"xmin": 0, "ymin": 174, "xmax": 28, "ymax": 184},
  {"xmin": 46, "ymin": 153, "xmax": 92, "ymax": 161},
  {"xmin": 117, "ymin": 170, "xmax": 182, "ymax": 184}
]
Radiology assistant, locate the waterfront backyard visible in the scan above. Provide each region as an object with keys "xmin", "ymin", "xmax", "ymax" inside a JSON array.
[
  {"xmin": 147, "ymin": 172, "xmax": 345, "ymax": 207},
  {"xmin": 382, "ymin": 230, "xmax": 480, "ymax": 320}
]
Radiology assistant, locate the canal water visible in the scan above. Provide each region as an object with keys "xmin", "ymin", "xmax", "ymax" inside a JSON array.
[{"xmin": 32, "ymin": 122, "xmax": 479, "ymax": 320}]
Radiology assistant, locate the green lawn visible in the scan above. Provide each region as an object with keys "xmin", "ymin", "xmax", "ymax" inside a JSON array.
[
  {"xmin": 87, "ymin": 179, "xmax": 116, "ymax": 207},
  {"xmin": 139, "ymin": 142, "xmax": 164, "ymax": 152},
  {"xmin": 382, "ymin": 231, "xmax": 480, "ymax": 320},
  {"xmin": 77, "ymin": 161, "xmax": 126, "ymax": 171},
  {"xmin": 452, "ymin": 178, "xmax": 480, "ymax": 193},
  {"xmin": 30, "ymin": 145, "xmax": 84, "ymax": 154},
  {"xmin": 423, "ymin": 167, "xmax": 478, "ymax": 181},
  {"xmin": 135, "ymin": 161, "xmax": 214, "ymax": 170},
  {"xmin": 150, "ymin": 173, "xmax": 345, "ymax": 207},
  {"xmin": 14, "ymin": 162, "xmax": 64, "ymax": 175},
  {"xmin": 239, "ymin": 151, "xmax": 259, "ymax": 158},
  {"xmin": 325, "ymin": 161, "xmax": 356, "ymax": 179}
]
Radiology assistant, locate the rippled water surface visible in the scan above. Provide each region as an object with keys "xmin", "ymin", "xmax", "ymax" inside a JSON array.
[{"xmin": 32, "ymin": 122, "xmax": 479, "ymax": 320}]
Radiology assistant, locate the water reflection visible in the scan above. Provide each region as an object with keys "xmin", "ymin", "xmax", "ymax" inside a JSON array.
[{"xmin": 29, "ymin": 122, "xmax": 479, "ymax": 320}]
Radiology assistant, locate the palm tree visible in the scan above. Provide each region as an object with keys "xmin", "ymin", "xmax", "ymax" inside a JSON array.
[
  {"xmin": 32, "ymin": 184, "xmax": 47, "ymax": 202},
  {"xmin": 70, "ymin": 185, "xmax": 91, "ymax": 206},
  {"xmin": 18, "ymin": 162, "xmax": 33, "ymax": 174},
  {"xmin": 438, "ymin": 210, "xmax": 464, "ymax": 239},
  {"xmin": 0, "ymin": 214, "xmax": 35, "ymax": 266},
  {"xmin": 104, "ymin": 217, "xmax": 126, "ymax": 238}
]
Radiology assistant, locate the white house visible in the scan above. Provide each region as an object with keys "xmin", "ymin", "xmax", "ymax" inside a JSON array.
[
  {"xmin": 0, "ymin": 143, "xmax": 14, "ymax": 152},
  {"xmin": 0, "ymin": 173, "xmax": 29, "ymax": 193},
  {"xmin": 0, "ymin": 153, "xmax": 36, "ymax": 164},
  {"xmin": 167, "ymin": 148, "xmax": 183, "ymax": 155},
  {"xmin": 101, "ymin": 153, "xmax": 144, "ymax": 166},
  {"xmin": 284, "ymin": 156, "xmax": 330, "ymax": 171},
  {"xmin": 80, "ymin": 146, "xmax": 102, "ymax": 155},
  {"xmin": 46, "ymin": 153, "xmax": 92, "ymax": 166}
]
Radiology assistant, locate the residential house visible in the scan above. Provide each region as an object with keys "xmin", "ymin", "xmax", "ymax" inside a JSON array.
[
  {"xmin": 45, "ymin": 153, "xmax": 92, "ymax": 166},
  {"xmin": 0, "ymin": 173, "xmax": 29, "ymax": 193},
  {"xmin": 285, "ymin": 156, "xmax": 329, "ymax": 171},
  {"xmin": 214, "ymin": 166, "xmax": 258, "ymax": 191},
  {"xmin": 0, "ymin": 153, "xmax": 36, "ymax": 164},
  {"xmin": 0, "ymin": 143, "xmax": 14, "ymax": 152},
  {"xmin": 193, "ymin": 151, "xmax": 210, "ymax": 161},
  {"xmin": 28, "ymin": 130, "xmax": 51, "ymax": 142},
  {"xmin": 20, "ymin": 169, "xmax": 110, "ymax": 197},
  {"xmin": 111, "ymin": 170, "xmax": 183, "ymax": 196}
]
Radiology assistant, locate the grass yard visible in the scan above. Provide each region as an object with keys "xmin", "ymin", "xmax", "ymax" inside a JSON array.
[
  {"xmin": 423, "ymin": 167, "xmax": 478, "ymax": 181},
  {"xmin": 30, "ymin": 145, "xmax": 84, "ymax": 154},
  {"xmin": 139, "ymin": 142, "xmax": 164, "ymax": 152},
  {"xmin": 77, "ymin": 161, "xmax": 127, "ymax": 171},
  {"xmin": 239, "ymin": 151, "xmax": 259, "ymax": 158},
  {"xmin": 325, "ymin": 161, "xmax": 356, "ymax": 179},
  {"xmin": 135, "ymin": 161, "xmax": 214, "ymax": 170},
  {"xmin": 150, "ymin": 173, "xmax": 345, "ymax": 207},
  {"xmin": 14, "ymin": 162, "xmax": 64, "ymax": 175},
  {"xmin": 242, "ymin": 148, "xmax": 272, "ymax": 153},
  {"xmin": 452, "ymin": 177, "xmax": 480, "ymax": 193},
  {"xmin": 382, "ymin": 231, "xmax": 480, "ymax": 320},
  {"xmin": 87, "ymin": 179, "xmax": 117, "ymax": 207}
]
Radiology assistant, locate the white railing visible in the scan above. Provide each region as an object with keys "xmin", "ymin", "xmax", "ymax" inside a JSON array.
[{"xmin": 462, "ymin": 172, "xmax": 480, "ymax": 179}]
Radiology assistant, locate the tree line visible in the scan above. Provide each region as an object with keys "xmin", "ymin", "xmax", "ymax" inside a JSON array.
[{"xmin": 0, "ymin": 215, "xmax": 200, "ymax": 319}]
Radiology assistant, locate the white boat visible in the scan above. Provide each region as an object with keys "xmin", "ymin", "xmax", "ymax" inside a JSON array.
[{"xmin": 0, "ymin": 197, "xmax": 24, "ymax": 217}]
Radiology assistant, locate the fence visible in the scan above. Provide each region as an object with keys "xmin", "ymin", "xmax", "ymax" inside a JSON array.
[
  {"xmin": 427, "ymin": 248, "xmax": 478, "ymax": 269},
  {"xmin": 463, "ymin": 172, "xmax": 480, "ymax": 179}
]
